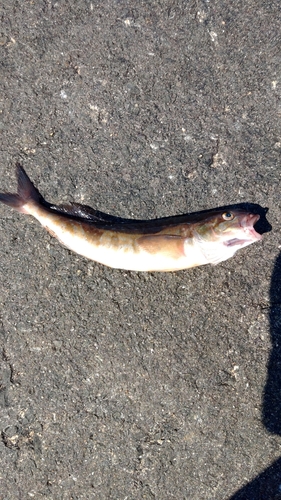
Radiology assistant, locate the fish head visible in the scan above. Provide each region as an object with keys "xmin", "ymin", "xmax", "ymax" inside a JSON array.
[
  {"xmin": 193, "ymin": 208, "xmax": 262, "ymax": 264},
  {"xmin": 209, "ymin": 209, "xmax": 262, "ymax": 247}
]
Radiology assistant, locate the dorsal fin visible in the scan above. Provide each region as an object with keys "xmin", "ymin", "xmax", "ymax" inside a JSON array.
[{"xmin": 49, "ymin": 202, "xmax": 126, "ymax": 223}]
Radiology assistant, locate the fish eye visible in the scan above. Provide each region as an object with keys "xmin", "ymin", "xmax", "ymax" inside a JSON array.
[{"xmin": 222, "ymin": 212, "xmax": 234, "ymax": 221}]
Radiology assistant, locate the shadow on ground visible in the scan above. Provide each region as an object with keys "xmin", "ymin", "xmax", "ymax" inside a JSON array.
[{"xmin": 229, "ymin": 252, "xmax": 281, "ymax": 499}]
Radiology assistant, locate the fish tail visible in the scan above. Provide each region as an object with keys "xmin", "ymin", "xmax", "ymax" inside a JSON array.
[{"xmin": 0, "ymin": 164, "xmax": 43, "ymax": 214}]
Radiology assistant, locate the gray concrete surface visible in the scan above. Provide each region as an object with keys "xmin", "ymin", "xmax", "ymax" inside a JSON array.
[{"xmin": 0, "ymin": 1, "xmax": 280, "ymax": 499}]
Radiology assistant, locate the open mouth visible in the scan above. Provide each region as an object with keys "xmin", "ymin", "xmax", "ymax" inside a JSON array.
[
  {"xmin": 224, "ymin": 213, "xmax": 262, "ymax": 248},
  {"xmin": 241, "ymin": 214, "xmax": 263, "ymax": 241}
]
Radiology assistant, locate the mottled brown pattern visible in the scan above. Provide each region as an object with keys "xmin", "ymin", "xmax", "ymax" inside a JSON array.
[
  {"xmin": 137, "ymin": 235, "xmax": 185, "ymax": 258},
  {"xmin": 80, "ymin": 223, "xmax": 140, "ymax": 251},
  {"xmin": 76, "ymin": 221, "xmax": 104, "ymax": 239}
]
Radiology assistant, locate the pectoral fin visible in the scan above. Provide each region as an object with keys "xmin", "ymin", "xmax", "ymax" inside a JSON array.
[
  {"xmin": 194, "ymin": 232, "xmax": 235, "ymax": 265},
  {"xmin": 137, "ymin": 234, "xmax": 185, "ymax": 258}
]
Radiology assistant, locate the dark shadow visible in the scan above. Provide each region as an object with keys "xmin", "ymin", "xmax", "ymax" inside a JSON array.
[
  {"xmin": 263, "ymin": 252, "xmax": 281, "ymax": 434},
  {"xmin": 229, "ymin": 456, "xmax": 281, "ymax": 500},
  {"xmin": 229, "ymin": 249, "xmax": 281, "ymax": 499}
]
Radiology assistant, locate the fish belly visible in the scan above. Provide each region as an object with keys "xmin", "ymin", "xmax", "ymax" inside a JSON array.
[{"xmin": 30, "ymin": 207, "xmax": 208, "ymax": 271}]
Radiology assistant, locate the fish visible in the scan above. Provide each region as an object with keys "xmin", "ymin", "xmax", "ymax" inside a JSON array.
[{"xmin": 0, "ymin": 164, "xmax": 262, "ymax": 272}]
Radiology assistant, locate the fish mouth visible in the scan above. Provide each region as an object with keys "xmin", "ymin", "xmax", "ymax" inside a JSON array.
[{"xmin": 240, "ymin": 213, "xmax": 262, "ymax": 241}]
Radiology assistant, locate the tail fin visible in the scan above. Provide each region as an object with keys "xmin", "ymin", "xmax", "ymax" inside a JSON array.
[{"xmin": 0, "ymin": 164, "xmax": 43, "ymax": 214}]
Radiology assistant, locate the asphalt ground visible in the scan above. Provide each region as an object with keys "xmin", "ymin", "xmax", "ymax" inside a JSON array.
[{"xmin": 0, "ymin": 1, "xmax": 281, "ymax": 499}]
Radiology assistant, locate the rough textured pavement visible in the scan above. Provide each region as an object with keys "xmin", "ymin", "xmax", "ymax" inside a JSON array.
[{"xmin": 1, "ymin": 1, "xmax": 281, "ymax": 499}]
